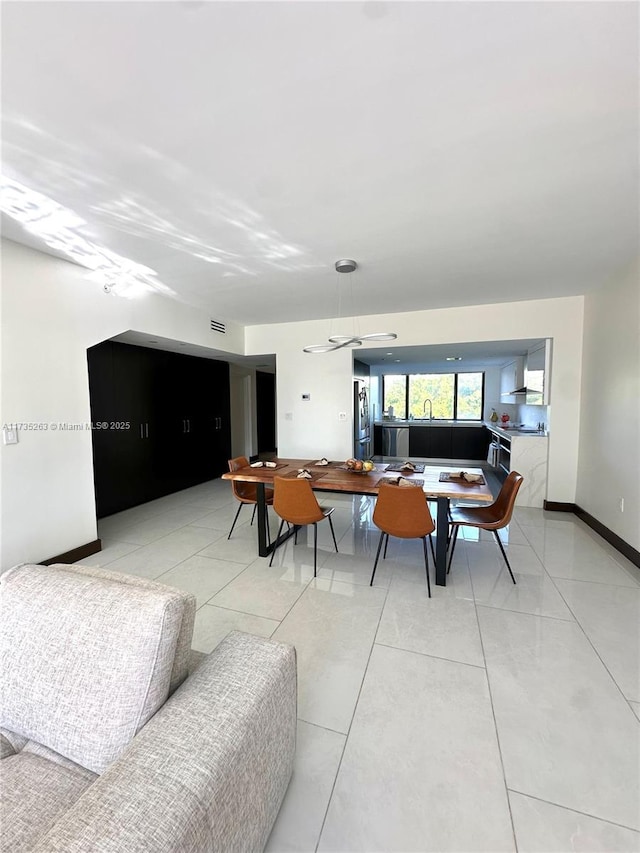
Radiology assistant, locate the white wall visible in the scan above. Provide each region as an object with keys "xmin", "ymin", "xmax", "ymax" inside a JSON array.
[
  {"xmin": 229, "ymin": 364, "xmax": 257, "ymax": 459},
  {"xmin": 248, "ymin": 320, "xmax": 354, "ymax": 461},
  {"xmin": 246, "ymin": 296, "xmax": 585, "ymax": 503},
  {"xmin": 0, "ymin": 240, "xmax": 245, "ymax": 569},
  {"xmin": 576, "ymin": 259, "xmax": 640, "ymax": 550}
]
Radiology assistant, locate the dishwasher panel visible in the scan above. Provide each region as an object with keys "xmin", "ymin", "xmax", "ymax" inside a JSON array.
[{"xmin": 383, "ymin": 427, "xmax": 409, "ymax": 457}]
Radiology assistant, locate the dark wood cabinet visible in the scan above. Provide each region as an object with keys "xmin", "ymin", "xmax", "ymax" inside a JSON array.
[
  {"xmin": 430, "ymin": 428, "xmax": 452, "ymax": 459},
  {"xmin": 404, "ymin": 425, "xmax": 488, "ymax": 460},
  {"xmin": 408, "ymin": 427, "xmax": 430, "ymax": 457},
  {"xmin": 408, "ymin": 426, "xmax": 452, "ymax": 458},
  {"xmin": 163, "ymin": 352, "xmax": 229, "ymax": 490},
  {"xmin": 87, "ymin": 342, "xmax": 231, "ymax": 517},
  {"xmin": 451, "ymin": 426, "xmax": 491, "ymax": 460}
]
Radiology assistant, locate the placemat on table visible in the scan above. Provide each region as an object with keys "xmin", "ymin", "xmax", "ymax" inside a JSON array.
[
  {"xmin": 385, "ymin": 462, "xmax": 425, "ymax": 473},
  {"xmin": 439, "ymin": 471, "xmax": 486, "ymax": 485},
  {"xmin": 377, "ymin": 476, "xmax": 425, "ymax": 487}
]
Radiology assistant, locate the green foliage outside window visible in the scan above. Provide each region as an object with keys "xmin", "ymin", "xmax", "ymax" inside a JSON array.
[
  {"xmin": 382, "ymin": 375, "xmax": 407, "ymax": 419},
  {"xmin": 383, "ymin": 372, "xmax": 484, "ymax": 420},
  {"xmin": 456, "ymin": 373, "xmax": 483, "ymax": 420},
  {"xmin": 409, "ymin": 374, "xmax": 454, "ymax": 419}
]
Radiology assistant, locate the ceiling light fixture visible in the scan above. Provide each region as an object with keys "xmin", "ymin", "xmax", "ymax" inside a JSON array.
[
  {"xmin": 446, "ymin": 356, "xmax": 462, "ymax": 361},
  {"xmin": 303, "ymin": 260, "xmax": 397, "ymax": 353}
]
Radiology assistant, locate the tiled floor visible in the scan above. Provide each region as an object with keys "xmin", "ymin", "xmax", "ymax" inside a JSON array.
[{"xmin": 88, "ymin": 471, "xmax": 640, "ymax": 852}]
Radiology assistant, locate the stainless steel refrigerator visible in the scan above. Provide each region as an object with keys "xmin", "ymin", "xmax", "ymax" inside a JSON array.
[{"xmin": 353, "ymin": 379, "xmax": 371, "ymax": 460}]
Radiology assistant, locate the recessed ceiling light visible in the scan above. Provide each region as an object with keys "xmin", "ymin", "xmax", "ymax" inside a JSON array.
[
  {"xmin": 395, "ymin": 359, "xmax": 401, "ymax": 362},
  {"xmin": 386, "ymin": 352, "xmax": 393, "ymax": 355},
  {"xmin": 446, "ymin": 356, "xmax": 462, "ymax": 361}
]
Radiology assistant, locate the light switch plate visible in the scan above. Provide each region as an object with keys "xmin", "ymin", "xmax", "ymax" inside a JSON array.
[
  {"xmin": 301, "ymin": 393, "xmax": 311, "ymax": 401},
  {"xmin": 338, "ymin": 412, "xmax": 347, "ymax": 421},
  {"xmin": 3, "ymin": 427, "xmax": 18, "ymax": 445}
]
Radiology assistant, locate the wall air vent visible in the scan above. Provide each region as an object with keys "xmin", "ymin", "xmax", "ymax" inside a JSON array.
[{"xmin": 210, "ymin": 319, "xmax": 226, "ymax": 334}]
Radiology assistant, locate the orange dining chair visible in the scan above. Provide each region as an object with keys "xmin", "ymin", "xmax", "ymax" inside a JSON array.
[
  {"xmin": 370, "ymin": 483, "xmax": 436, "ymax": 597},
  {"xmin": 227, "ymin": 456, "xmax": 274, "ymax": 543},
  {"xmin": 269, "ymin": 477, "xmax": 338, "ymax": 576},
  {"xmin": 447, "ymin": 470, "xmax": 524, "ymax": 583}
]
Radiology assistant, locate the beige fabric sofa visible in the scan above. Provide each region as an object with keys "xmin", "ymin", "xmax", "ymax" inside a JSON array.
[{"xmin": 0, "ymin": 563, "xmax": 297, "ymax": 852}]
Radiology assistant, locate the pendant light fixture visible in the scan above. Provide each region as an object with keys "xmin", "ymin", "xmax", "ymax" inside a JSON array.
[{"xmin": 303, "ymin": 260, "xmax": 398, "ymax": 353}]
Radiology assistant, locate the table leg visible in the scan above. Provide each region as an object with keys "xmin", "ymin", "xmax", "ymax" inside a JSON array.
[
  {"xmin": 435, "ymin": 497, "xmax": 449, "ymax": 586},
  {"xmin": 256, "ymin": 483, "xmax": 269, "ymax": 557},
  {"xmin": 256, "ymin": 483, "xmax": 295, "ymax": 558}
]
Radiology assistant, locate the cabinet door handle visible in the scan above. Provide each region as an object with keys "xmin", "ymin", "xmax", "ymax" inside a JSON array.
[
  {"xmin": 145, "ymin": 423, "xmax": 149, "ymax": 439},
  {"xmin": 140, "ymin": 424, "xmax": 144, "ymax": 439},
  {"xmin": 187, "ymin": 419, "xmax": 191, "ymax": 433},
  {"xmin": 182, "ymin": 419, "xmax": 186, "ymax": 433}
]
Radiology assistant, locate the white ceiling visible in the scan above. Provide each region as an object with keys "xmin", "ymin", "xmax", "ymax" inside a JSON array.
[
  {"xmin": 357, "ymin": 338, "xmax": 543, "ymax": 369},
  {"xmin": 2, "ymin": 2, "xmax": 638, "ymax": 326}
]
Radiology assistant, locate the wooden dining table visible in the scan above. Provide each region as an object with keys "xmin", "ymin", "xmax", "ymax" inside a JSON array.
[{"xmin": 222, "ymin": 459, "xmax": 494, "ymax": 586}]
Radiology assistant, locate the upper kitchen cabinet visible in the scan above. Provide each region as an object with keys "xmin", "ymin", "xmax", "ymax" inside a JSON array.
[
  {"xmin": 500, "ymin": 341, "xmax": 551, "ymax": 405},
  {"xmin": 500, "ymin": 356, "xmax": 525, "ymax": 402},
  {"xmin": 525, "ymin": 341, "xmax": 551, "ymax": 405}
]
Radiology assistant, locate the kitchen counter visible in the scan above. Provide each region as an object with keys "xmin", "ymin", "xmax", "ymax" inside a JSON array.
[
  {"xmin": 375, "ymin": 420, "xmax": 485, "ymax": 428},
  {"xmin": 485, "ymin": 422, "xmax": 549, "ymax": 438}
]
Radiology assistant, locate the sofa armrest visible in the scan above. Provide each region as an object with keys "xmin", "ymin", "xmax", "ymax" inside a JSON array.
[{"xmin": 33, "ymin": 632, "xmax": 297, "ymax": 853}]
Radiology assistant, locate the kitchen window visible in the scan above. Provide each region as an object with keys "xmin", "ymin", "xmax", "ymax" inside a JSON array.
[{"xmin": 383, "ymin": 372, "xmax": 485, "ymax": 421}]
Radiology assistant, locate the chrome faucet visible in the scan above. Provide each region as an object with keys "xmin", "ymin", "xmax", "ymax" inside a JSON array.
[{"xmin": 423, "ymin": 398, "xmax": 433, "ymax": 421}]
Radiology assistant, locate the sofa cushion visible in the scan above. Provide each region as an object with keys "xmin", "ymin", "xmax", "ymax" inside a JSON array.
[
  {"xmin": 0, "ymin": 751, "xmax": 95, "ymax": 852},
  {"xmin": 0, "ymin": 564, "xmax": 184, "ymax": 773},
  {"xmin": 48, "ymin": 563, "xmax": 196, "ymax": 694}
]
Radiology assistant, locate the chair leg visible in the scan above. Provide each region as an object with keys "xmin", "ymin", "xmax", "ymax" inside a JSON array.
[
  {"xmin": 447, "ymin": 526, "xmax": 460, "ymax": 574},
  {"xmin": 269, "ymin": 519, "xmax": 286, "ymax": 567},
  {"xmin": 493, "ymin": 530, "xmax": 517, "ymax": 584},
  {"xmin": 313, "ymin": 523, "xmax": 318, "ymax": 578},
  {"xmin": 228, "ymin": 503, "xmax": 243, "ymax": 540},
  {"xmin": 327, "ymin": 514, "xmax": 339, "ymax": 552},
  {"xmin": 265, "ymin": 506, "xmax": 271, "ymax": 547},
  {"xmin": 383, "ymin": 533, "xmax": 389, "ymax": 559},
  {"xmin": 422, "ymin": 536, "xmax": 432, "ymax": 598},
  {"xmin": 250, "ymin": 504, "xmax": 257, "ymax": 526},
  {"xmin": 294, "ymin": 526, "xmax": 298, "ymax": 545},
  {"xmin": 370, "ymin": 531, "xmax": 385, "ymax": 586}
]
